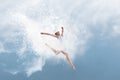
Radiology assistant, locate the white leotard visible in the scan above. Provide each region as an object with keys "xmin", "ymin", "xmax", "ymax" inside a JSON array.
[
  {"xmin": 58, "ymin": 36, "xmax": 63, "ymax": 41},
  {"xmin": 53, "ymin": 35, "xmax": 64, "ymax": 50}
]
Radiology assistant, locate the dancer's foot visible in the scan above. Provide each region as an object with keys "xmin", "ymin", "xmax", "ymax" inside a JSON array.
[{"xmin": 72, "ymin": 65, "xmax": 76, "ymax": 70}]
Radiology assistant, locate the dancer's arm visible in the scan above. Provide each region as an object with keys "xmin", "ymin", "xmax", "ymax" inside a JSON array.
[
  {"xmin": 40, "ymin": 32, "xmax": 57, "ymax": 38},
  {"xmin": 61, "ymin": 27, "xmax": 64, "ymax": 36}
]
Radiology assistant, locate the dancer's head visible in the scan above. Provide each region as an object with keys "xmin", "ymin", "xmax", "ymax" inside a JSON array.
[{"xmin": 55, "ymin": 31, "xmax": 60, "ymax": 36}]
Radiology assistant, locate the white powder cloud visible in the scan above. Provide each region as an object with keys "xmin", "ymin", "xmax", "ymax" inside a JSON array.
[
  {"xmin": 11, "ymin": 12, "xmax": 85, "ymax": 76},
  {"xmin": 6, "ymin": 0, "xmax": 88, "ymax": 76},
  {"xmin": 25, "ymin": 57, "xmax": 45, "ymax": 77}
]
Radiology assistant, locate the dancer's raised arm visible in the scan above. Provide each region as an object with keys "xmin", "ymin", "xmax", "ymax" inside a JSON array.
[
  {"xmin": 40, "ymin": 32, "xmax": 57, "ymax": 38},
  {"xmin": 61, "ymin": 27, "xmax": 64, "ymax": 36}
]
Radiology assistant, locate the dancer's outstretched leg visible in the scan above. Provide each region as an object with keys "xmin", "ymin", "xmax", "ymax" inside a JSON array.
[
  {"xmin": 45, "ymin": 43, "xmax": 60, "ymax": 55},
  {"xmin": 61, "ymin": 51, "xmax": 76, "ymax": 70}
]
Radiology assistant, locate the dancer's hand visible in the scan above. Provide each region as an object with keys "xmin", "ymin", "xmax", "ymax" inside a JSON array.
[
  {"xmin": 40, "ymin": 32, "xmax": 44, "ymax": 34},
  {"xmin": 61, "ymin": 27, "xmax": 63, "ymax": 29}
]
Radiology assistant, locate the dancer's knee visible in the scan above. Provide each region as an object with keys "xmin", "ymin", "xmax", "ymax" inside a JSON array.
[
  {"xmin": 55, "ymin": 50, "xmax": 61, "ymax": 55},
  {"xmin": 61, "ymin": 50, "xmax": 68, "ymax": 55}
]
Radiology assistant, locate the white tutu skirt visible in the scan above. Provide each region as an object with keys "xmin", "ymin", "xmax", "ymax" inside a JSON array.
[
  {"xmin": 53, "ymin": 40, "xmax": 64, "ymax": 51},
  {"xmin": 43, "ymin": 36, "xmax": 65, "ymax": 51}
]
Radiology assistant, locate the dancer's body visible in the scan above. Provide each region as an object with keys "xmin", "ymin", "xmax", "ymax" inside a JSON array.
[{"xmin": 40, "ymin": 27, "xmax": 75, "ymax": 70}]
